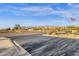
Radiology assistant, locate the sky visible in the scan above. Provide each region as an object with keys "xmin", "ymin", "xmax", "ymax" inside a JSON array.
[{"xmin": 0, "ymin": 3, "xmax": 79, "ymax": 28}]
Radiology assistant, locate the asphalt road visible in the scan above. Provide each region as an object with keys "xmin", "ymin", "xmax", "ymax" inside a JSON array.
[{"xmin": 10, "ymin": 35, "xmax": 79, "ymax": 56}]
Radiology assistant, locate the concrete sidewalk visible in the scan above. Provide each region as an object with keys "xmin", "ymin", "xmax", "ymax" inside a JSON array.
[{"xmin": 0, "ymin": 37, "xmax": 31, "ymax": 56}]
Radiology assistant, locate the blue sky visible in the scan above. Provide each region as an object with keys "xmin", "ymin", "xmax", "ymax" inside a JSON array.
[{"xmin": 0, "ymin": 3, "xmax": 79, "ymax": 28}]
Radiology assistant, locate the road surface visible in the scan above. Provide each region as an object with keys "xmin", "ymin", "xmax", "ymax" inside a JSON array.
[{"xmin": 10, "ymin": 35, "xmax": 79, "ymax": 56}]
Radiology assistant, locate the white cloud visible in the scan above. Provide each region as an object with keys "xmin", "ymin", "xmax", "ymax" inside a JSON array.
[
  {"xmin": 0, "ymin": 4, "xmax": 78, "ymax": 19},
  {"xmin": 0, "ymin": 5, "xmax": 54, "ymax": 16},
  {"xmin": 16, "ymin": 6, "xmax": 55, "ymax": 16},
  {"xmin": 16, "ymin": 6, "xmax": 76, "ymax": 17},
  {"xmin": 67, "ymin": 3, "xmax": 79, "ymax": 9},
  {"xmin": 21, "ymin": 6, "xmax": 53, "ymax": 12},
  {"xmin": 13, "ymin": 6, "xmax": 72, "ymax": 16}
]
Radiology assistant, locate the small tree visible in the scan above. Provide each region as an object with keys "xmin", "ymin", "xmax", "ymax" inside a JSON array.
[
  {"xmin": 5, "ymin": 27, "xmax": 11, "ymax": 31},
  {"xmin": 14, "ymin": 24, "xmax": 21, "ymax": 30}
]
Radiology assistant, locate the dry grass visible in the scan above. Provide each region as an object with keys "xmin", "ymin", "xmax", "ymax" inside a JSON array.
[{"xmin": 43, "ymin": 34, "xmax": 79, "ymax": 39}]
